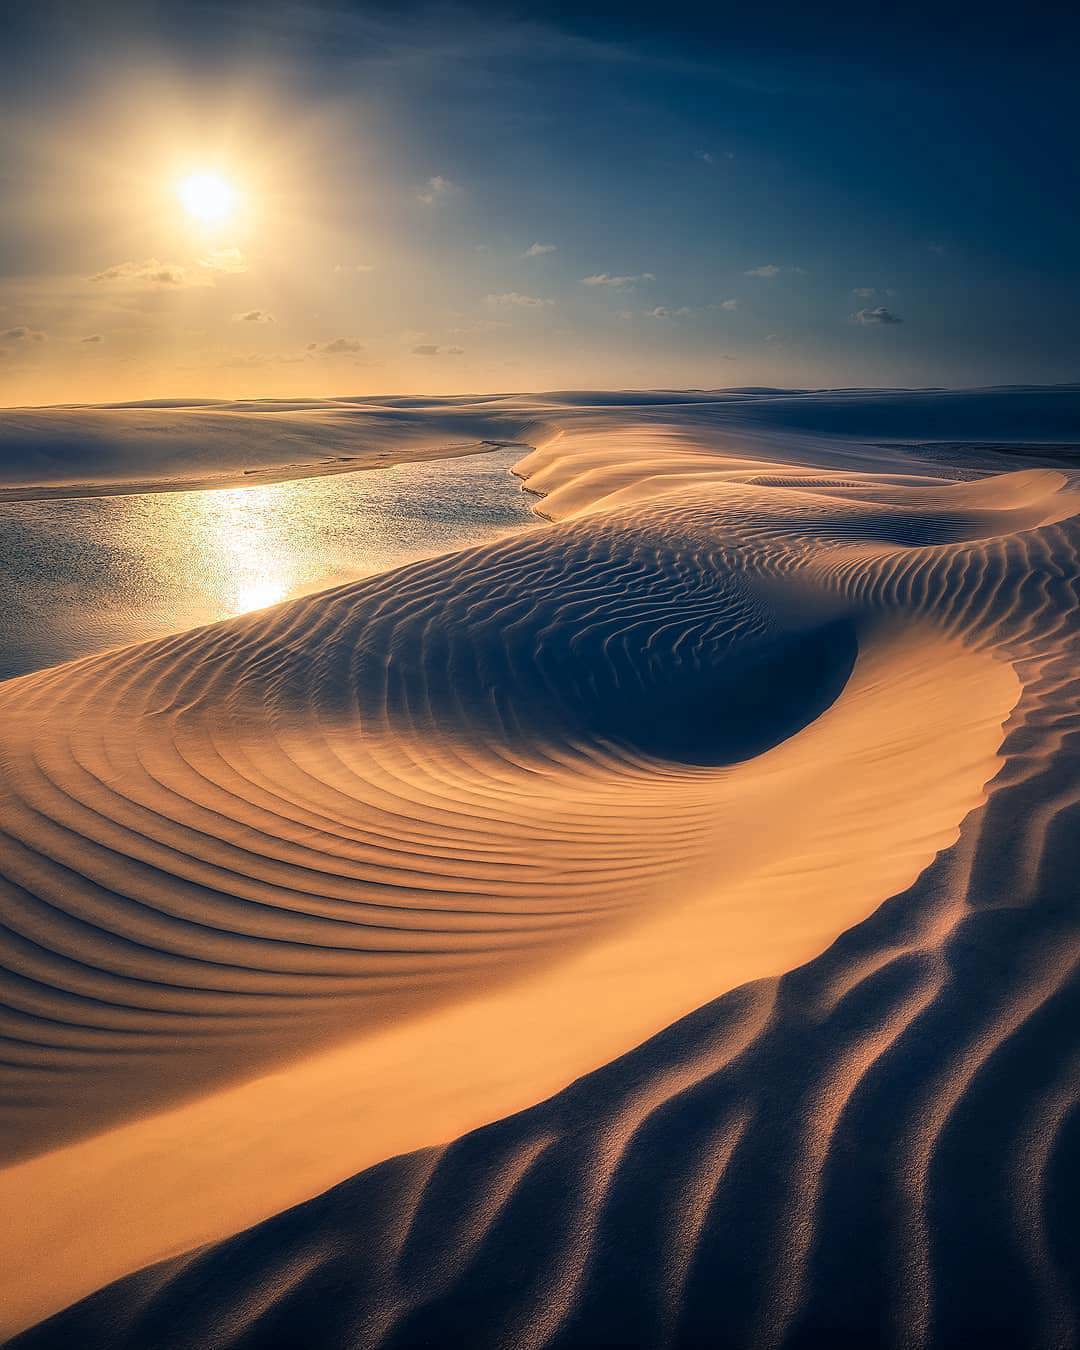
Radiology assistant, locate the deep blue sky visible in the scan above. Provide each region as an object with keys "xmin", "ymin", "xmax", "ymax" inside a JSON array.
[{"xmin": 2, "ymin": 0, "xmax": 1078, "ymax": 400}]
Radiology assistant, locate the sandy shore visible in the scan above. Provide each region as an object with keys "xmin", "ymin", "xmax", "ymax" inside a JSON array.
[{"xmin": 1, "ymin": 388, "xmax": 1078, "ymax": 1348}]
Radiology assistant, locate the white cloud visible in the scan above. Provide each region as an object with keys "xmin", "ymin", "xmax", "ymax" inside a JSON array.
[
  {"xmin": 720, "ymin": 298, "xmax": 738, "ymax": 310},
  {"xmin": 581, "ymin": 272, "xmax": 655, "ymax": 287},
  {"xmin": 648, "ymin": 306, "xmax": 691, "ymax": 318},
  {"xmin": 745, "ymin": 264, "xmax": 781, "ymax": 278},
  {"xmin": 851, "ymin": 306, "xmax": 903, "ymax": 325},
  {"xmin": 524, "ymin": 242, "xmax": 557, "ymax": 257},
  {"xmin": 235, "ymin": 310, "xmax": 274, "ymax": 323},
  {"xmin": 1, "ymin": 325, "xmax": 47, "ymax": 342},
  {"xmin": 418, "ymin": 175, "xmax": 455, "ymax": 204},
  {"xmin": 486, "ymin": 291, "xmax": 553, "ymax": 307}
]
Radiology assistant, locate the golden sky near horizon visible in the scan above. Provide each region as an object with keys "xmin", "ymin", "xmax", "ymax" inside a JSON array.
[{"xmin": 5, "ymin": 2, "xmax": 1073, "ymax": 405}]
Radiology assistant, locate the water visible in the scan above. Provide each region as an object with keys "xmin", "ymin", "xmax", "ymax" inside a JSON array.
[{"xmin": 0, "ymin": 449, "xmax": 536, "ymax": 681}]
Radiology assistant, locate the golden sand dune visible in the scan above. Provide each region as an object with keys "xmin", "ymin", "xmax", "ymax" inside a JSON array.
[{"xmin": 1, "ymin": 405, "xmax": 1078, "ymax": 1346}]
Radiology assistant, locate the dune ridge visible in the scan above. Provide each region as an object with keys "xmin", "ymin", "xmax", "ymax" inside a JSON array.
[{"xmin": 1, "ymin": 396, "xmax": 1077, "ymax": 1346}]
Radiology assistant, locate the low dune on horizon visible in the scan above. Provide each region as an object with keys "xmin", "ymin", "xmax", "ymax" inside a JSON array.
[{"xmin": 0, "ymin": 387, "xmax": 1077, "ymax": 1349}]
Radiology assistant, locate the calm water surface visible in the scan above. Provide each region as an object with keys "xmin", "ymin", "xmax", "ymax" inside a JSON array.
[{"xmin": 0, "ymin": 449, "xmax": 535, "ymax": 680}]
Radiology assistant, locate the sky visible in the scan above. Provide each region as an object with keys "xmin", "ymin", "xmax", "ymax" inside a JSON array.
[{"xmin": 1, "ymin": 0, "xmax": 1078, "ymax": 404}]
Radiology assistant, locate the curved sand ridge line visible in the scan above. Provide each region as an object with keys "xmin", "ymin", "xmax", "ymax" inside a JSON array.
[{"xmin": 2, "ymin": 427, "xmax": 1077, "ymax": 1343}]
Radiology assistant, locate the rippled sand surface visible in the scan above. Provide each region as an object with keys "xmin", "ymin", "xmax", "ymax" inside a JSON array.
[{"xmin": 1, "ymin": 389, "xmax": 1077, "ymax": 1348}]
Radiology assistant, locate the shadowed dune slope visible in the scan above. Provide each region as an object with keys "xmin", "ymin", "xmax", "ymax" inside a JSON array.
[{"xmin": 2, "ymin": 407, "xmax": 1078, "ymax": 1347}]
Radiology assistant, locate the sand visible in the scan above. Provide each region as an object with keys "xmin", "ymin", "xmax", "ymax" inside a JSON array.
[
  {"xmin": 0, "ymin": 396, "xmax": 545, "ymax": 500},
  {"xmin": 1, "ymin": 389, "xmax": 1077, "ymax": 1347}
]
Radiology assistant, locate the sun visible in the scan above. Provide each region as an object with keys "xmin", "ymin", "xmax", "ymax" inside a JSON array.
[{"xmin": 177, "ymin": 172, "xmax": 236, "ymax": 223}]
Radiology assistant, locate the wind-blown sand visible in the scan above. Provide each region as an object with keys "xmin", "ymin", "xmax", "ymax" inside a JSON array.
[{"xmin": 1, "ymin": 388, "xmax": 1077, "ymax": 1347}]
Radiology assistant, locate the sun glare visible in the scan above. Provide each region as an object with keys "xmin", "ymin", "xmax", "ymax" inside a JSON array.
[{"xmin": 178, "ymin": 172, "xmax": 236, "ymax": 222}]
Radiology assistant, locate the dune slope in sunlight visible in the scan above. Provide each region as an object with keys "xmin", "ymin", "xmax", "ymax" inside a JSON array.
[{"xmin": 1, "ymin": 394, "xmax": 1077, "ymax": 1348}]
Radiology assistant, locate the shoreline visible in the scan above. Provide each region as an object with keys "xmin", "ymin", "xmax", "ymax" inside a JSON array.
[{"xmin": 0, "ymin": 439, "xmax": 530, "ymax": 504}]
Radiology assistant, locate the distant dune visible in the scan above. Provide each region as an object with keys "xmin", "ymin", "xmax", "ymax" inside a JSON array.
[
  {"xmin": 1, "ymin": 389, "xmax": 1077, "ymax": 1348},
  {"xmin": 0, "ymin": 397, "xmax": 546, "ymax": 499}
]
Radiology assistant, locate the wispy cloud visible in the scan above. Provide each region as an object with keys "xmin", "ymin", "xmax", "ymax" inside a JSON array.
[
  {"xmin": 719, "ymin": 298, "xmax": 738, "ymax": 310},
  {"xmin": 851, "ymin": 306, "xmax": 903, "ymax": 325},
  {"xmin": 307, "ymin": 337, "xmax": 365, "ymax": 354},
  {"xmin": 80, "ymin": 334, "xmax": 102, "ymax": 343},
  {"xmin": 334, "ymin": 263, "xmax": 375, "ymax": 274},
  {"xmin": 235, "ymin": 310, "xmax": 274, "ymax": 323},
  {"xmin": 524, "ymin": 242, "xmax": 557, "ymax": 257},
  {"xmin": 648, "ymin": 305, "xmax": 691, "ymax": 318},
  {"xmin": 90, "ymin": 258, "xmax": 195, "ymax": 286},
  {"xmin": 412, "ymin": 344, "xmax": 465, "ymax": 356},
  {"xmin": 199, "ymin": 247, "xmax": 247, "ymax": 274},
  {"xmin": 745, "ymin": 264, "xmax": 781, "ymax": 278},
  {"xmin": 582, "ymin": 272, "xmax": 655, "ymax": 287},
  {"xmin": 697, "ymin": 150, "xmax": 734, "ymax": 165},
  {"xmin": 418, "ymin": 175, "xmax": 455, "ymax": 204},
  {"xmin": 1, "ymin": 325, "xmax": 47, "ymax": 342},
  {"xmin": 88, "ymin": 250, "xmax": 247, "ymax": 286},
  {"xmin": 486, "ymin": 291, "xmax": 553, "ymax": 307}
]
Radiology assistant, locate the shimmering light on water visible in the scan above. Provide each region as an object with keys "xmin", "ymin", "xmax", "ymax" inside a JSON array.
[{"xmin": 0, "ymin": 450, "xmax": 535, "ymax": 679}]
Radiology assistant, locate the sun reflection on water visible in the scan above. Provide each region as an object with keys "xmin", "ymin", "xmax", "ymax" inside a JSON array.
[
  {"xmin": 200, "ymin": 487, "xmax": 298, "ymax": 617},
  {"xmin": 0, "ymin": 448, "xmax": 536, "ymax": 680}
]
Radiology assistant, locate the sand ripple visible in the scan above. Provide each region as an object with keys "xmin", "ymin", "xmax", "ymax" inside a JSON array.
[{"xmin": 2, "ymin": 415, "xmax": 1077, "ymax": 1346}]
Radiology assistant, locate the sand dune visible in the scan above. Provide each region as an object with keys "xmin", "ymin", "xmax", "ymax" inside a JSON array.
[
  {"xmin": 0, "ymin": 396, "xmax": 546, "ymax": 499},
  {"xmin": 1, "ymin": 391, "xmax": 1078, "ymax": 1346}
]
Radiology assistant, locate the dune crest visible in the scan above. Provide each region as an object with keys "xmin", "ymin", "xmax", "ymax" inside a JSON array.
[{"xmin": 1, "ymin": 402, "xmax": 1077, "ymax": 1344}]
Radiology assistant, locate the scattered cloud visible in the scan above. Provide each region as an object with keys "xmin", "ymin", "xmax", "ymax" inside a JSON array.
[
  {"xmin": 697, "ymin": 150, "xmax": 734, "ymax": 165},
  {"xmin": 199, "ymin": 247, "xmax": 247, "ymax": 274},
  {"xmin": 80, "ymin": 334, "xmax": 102, "ymax": 343},
  {"xmin": 852, "ymin": 306, "xmax": 903, "ymax": 325},
  {"xmin": 1, "ymin": 325, "xmax": 47, "ymax": 342},
  {"xmin": 648, "ymin": 305, "xmax": 691, "ymax": 318},
  {"xmin": 745, "ymin": 264, "xmax": 781, "ymax": 278},
  {"xmin": 308, "ymin": 337, "xmax": 364, "ymax": 354},
  {"xmin": 235, "ymin": 310, "xmax": 274, "ymax": 323},
  {"xmin": 90, "ymin": 258, "xmax": 194, "ymax": 286},
  {"xmin": 719, "ymin": 298, "xmax": 738, "ymax": 310},
  {"xmin": 418, "ymin": 175, "xmax": 454, "ymax": 204},
  {"xmin": 581, "ymin": 272, "xmax": 655, "ymax": 287},
  {"xmin": 412, "ymin": 344, "xmax": 464, "ymax": 356},
  {"xmin": 486, "ymin": 291, "xmax": 553, "ymax": 307},
  {"xmin": 524, "ymin": 242, "xmax": 557, "ymax": 257}
]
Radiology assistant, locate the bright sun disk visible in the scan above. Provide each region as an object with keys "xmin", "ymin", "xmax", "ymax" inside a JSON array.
[{"xmin": 178, "ymin": 172, "xmax": 236, "ymax": 222}]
